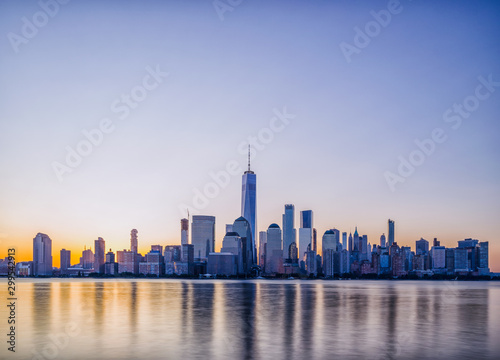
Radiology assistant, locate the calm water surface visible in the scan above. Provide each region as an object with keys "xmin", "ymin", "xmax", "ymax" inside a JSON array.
[{"xmin": 1, "ymin": 279, "xmax": 499, "ymax": 359}]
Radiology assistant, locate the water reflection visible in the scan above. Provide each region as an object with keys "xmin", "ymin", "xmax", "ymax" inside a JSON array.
[
  {"xmin": 32, "ymin": 282, "xmax": 52, "ymax": 336},
  {"xmin": 2, "ymin": 280, "xmax": 499, "ymax": 360}
]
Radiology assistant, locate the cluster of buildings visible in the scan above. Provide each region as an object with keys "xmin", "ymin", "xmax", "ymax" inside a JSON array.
[{"xmin": 5, "ymin": 150, "xmax": 491, "ymax": 278}]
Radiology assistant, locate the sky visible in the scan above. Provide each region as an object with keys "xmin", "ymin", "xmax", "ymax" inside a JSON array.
[{"xmin": 0, "ymin": 0, "xmax": 499, "ymax": 271}]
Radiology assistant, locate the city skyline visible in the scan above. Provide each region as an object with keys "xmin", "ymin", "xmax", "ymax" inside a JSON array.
[
  {"xmin": 1, "ymin": 0, "xmax": 499, "ymax": 271},
  {"xmin": 6, "ymin": 148, "xmax": 499, "ymax": 271},
  {"xmin": 16, "ymin": 160, "xmax": 495, "ymax": 277}
]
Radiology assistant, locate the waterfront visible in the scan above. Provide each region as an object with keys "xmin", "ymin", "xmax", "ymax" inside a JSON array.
[{"xmin": 1, "ymin": 279, "xmax": 499, "ymax": 359}]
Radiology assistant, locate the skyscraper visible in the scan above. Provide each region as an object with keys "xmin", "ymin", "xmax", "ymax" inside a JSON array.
[
  {"xmin": 298, "ymin": 228, "xmax": 312, "ymax": 267},
  {"xmin": 312, "ymin": 228, "xmax": 317, "ymax": 252},
  {"xmin": 388, "ymin": 219, "xmax": 395, "ymax": 247},
  {"xmin": 331, "ymin": 229, "xmax": 341, "ymax": 250},
  {"xmin": 94, "ymin": 237, "xmax": 105, "ymax": 274},
  {"xmin": 191, "ymin": 215, "xmax": 216, "ymax": 260},
  {"xmin": 361, "ymin": 234, "xmax": 368, "ymax": 260},
  {"xmin": 117, "ymin": 249, "xmax": 138, "ymax": 274},
  {"xmin": 415, "ymin": 238, "xmax": 429, "ymax": 255},
  {"xmin": 232, "ymin": 216, "xmax": 254, "ymax": 272},
  {"xmin": 282, "ymin": 204, "xmax": 297, "ymax": 262},
  {"xmin": 259, "ymin": 231, "xmax": 267, "ymax": 267},
  {"xmin": 353, "ymin": 227, "xmax": 359, "ymax": 251},
  {"xmin": 105, "ymin": 249, "xmax": 119, "ymax": 275},
  {"xmin": 131, "ymin": 229, "xmax": 138, "ymax": 253},
  {"xmin": 181, "ymin": 218, "xmax": 189, "ymax": 245},
  {"xmin": 80, "ymin": 247, "xmax": 94, "ymax": 269},
  {"xmin": 221, "ymin": 231, "xmax": 243, "ymax": 274},
  {"xmin": 478, "ymin": 242, "xmax": 489, "ymax": 272},
  {"xmin": 322, "ymin": 230, "xmax": 337, "ymax": 254},
  {"xmin": 299, "ymin": 210, "xmax": 313, "ymax": 267},
  {"xmin": 33, "ymin": 233, "xmax": 52, "ymax": 276},
  {"xmin": 431, "ymin": 246, "xmax": 446, "ymax": 270},
  {"xmin": 300, "ymin": 210, "xmax": 313, "ymax": 229},
  {"xmin": 380, "ymin": 234, "xmax": 386, "ymax": 247},
  {"xmin": 60, "ymin": 249, "xmax": 71, "ymax": 275},
  {"xmin": 342, "ymin": 232, "xmax": 347, "ymax": 251},
  {"xmin": 241, "ymin": 146, "xmax": 256, "ymax": 263},
  {"xmin": 265, "ymin": 223, "xmax": 283, "ymax": 274}
]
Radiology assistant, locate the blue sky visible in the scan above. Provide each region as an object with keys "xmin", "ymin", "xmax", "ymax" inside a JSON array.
[{"xmin": 1, "ymin": 0, "xmax": 499, "ymax": 269}]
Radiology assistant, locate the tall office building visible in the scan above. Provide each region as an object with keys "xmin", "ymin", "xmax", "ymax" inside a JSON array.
[
  {"xmin": 322, "ymin": 230, "xmax": 337, "ymax": 254},
  {"xmin": 312, "ymin": 228, "xmax": 317, "ymax": 252},
  {"xmin": 300, "ymin": 210, "xmax": 313, "ymax": 229},
  {"xmin": 265, "ymin": 224, "xmax": 283, "ymax": 274},
  {"xmin": 348, "ymin": 232, "xmax": 353, "ymax": 252},
  {"xmin": 105, "ymin": 249, "xmax": 119, "ymax": 275},
  {"xmin": 353, "ymin": 227, "xmax": 359, "ymax": 251},
  {"xmin": 380, "ymin": 234, "xmax": 386, "ymax": 248},
  {"xmin": 454, "ymin": 248, "xmax": 469, "ymax": 272},
  {"xmin": 117, "ymin": 249, "xmax": 139, "ymax": 274},
  {"xmin": 131, "ymin": 229, "xmax": 138, "ymax": 253},
  {"xmin": 105, "ymin": 250, "xmax": 115, "ymax": 263},
  {"xmin": 416, "ymin": 238, "xmax": 429, "ymax": 255},
  {"xmin": 139, "ymin": 250, "xmax": 164, "ymax": 276},
  {"xmin": 331, "ymin": 229, "xmax": 341, "ymax": 250},
  {"xmin": 33, "ymin": 233, "xmax": 52, "ymax": 276},
  {"xmin": 299, "ymin": 210, "xmax": 313, "ymax": 266},
  {"xmin": 298, "ymin": 228, "xmax": 312, "ymax": 265},
  {"xmin": 241, "ymin": 147, "xmax": 256, "ymax": 263},
  {"xmin": 80, "ymin": 247, "xmax": 94, "ymax": 269},
  {"xmin": 342, "ymin": 232, "xmax": 347, "ymax": 251},
  {"xmin": 259, "ymin": 231, "xmax": 267, "ymax": 267},
  {"xmin": 221, "ymin": 231, "xmax": 243, "ymax": 274},
  {"xmin": 478, "ymin": 242, "xmax": 489, "ymax": 271},
  {"xmin": 282, "ymin": 204, "xmax": 297, "ymax": 262},
  {"xmin": 361, "ymin": 234, "xmax": 368, "ymax": 260},
  {"xmin": 181, "ymin": 219, "xmax": 189, "ymax": 245},
  {"xmin": 94, "ymin": 237, "xmax": 106, "ymax": 274},
  {"xmin": 232, "ymin": 216, "xmax": 254, "ymax": 273},
  {"xmin": 191, "ymin": 215, "xmax": 216, "ymax": 260},
  {"xmin": 388, "ymin": 219, "xmax": 395, "ymax": 247},
  {"xmin": 431, "ymin": 246, "xmax": 446, "ymax": 270},
  {"xmin": 60, "ymin": 249, "xmax": 71, "ymax": 275}
]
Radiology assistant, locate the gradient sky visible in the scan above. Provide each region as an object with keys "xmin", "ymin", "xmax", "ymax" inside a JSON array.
[{"xmin": 1, "ymin": 0, "xmax": 499, "ymax": 270}]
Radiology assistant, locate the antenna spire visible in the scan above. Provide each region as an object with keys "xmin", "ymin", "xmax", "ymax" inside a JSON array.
[{"xmin": 248, "ymin": 145, "xmax": 251, "ymax": 172}]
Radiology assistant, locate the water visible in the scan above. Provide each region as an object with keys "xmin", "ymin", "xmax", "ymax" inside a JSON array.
[{"xmin": 1, "ymin": 279, "xmax": 499, "ymax": 360}]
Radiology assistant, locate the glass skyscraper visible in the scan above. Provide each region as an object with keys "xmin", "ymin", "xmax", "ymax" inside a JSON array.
[
  {"xmin": 241, "ymin": 149, "xmax": 256, "ymax": 265},
  {"xmin": 33, "ymin": 232, "xmax": 52, "ymax": 276},
  {"xmin": 298, "ymin": 210, "xmax": 313, "ymax": 267},
  {"xmin": 300, "ymin": 210, "xmax": 312, "ymax": 229},
  {"xmin": 282, "ymin": 204, "xmax": 296, "ymax": 262},
  {"xmin": 94, "ymin": 237, "xmax": 106, "ymax": 274},
  {"xmin": 191, "ymin": 215, "xmax": 216, "ymax": 260},
  {"xmin": 388, "ymin": 219, "xmax": 395, "ymax": 247}
]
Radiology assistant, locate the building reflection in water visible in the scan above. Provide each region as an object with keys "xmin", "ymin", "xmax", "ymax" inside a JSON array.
[
  {"xmin": 32, "ymin": 282, "xmax": 52, "ymax": 337},
  {"xmin": 12, "ymin": 280, "xmax": 496, "ymax": 360}
]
